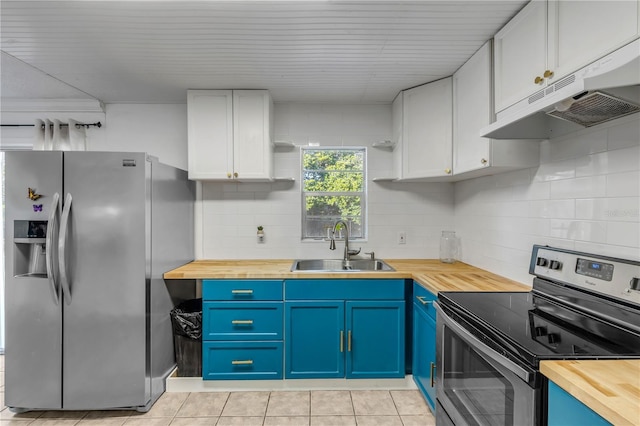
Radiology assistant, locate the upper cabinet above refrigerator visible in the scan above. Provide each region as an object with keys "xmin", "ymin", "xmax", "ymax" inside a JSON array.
[{"xmin": 187, "ymin": 89, "xmax": 275, "ymax": 181}]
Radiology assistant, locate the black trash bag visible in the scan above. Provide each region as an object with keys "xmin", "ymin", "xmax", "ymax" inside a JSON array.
[
  {"xmin": 170, "ymin": 298, "xmax": 202, "ymax": 377},
  {"xmin": 170, "ymin": 298, "xmax": 202, "ymax": 339}
]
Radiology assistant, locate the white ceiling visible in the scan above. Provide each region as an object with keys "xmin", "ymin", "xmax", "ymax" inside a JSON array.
[{"xmin": 0, "ymin": 0, "xmax": 529, "ymax": 104}]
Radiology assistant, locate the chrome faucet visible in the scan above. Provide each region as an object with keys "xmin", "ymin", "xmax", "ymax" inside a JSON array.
[{"xmin": 329, "ymin": 220, "xmax": 361, "ymax": 262}]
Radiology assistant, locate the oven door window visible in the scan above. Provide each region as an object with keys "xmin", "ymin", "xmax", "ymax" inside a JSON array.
[{"xmin": 441, "ymin": 326, "xmax": 535, "ymax": 426}]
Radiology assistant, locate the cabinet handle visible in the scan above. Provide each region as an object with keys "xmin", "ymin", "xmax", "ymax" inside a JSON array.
[
  {"xmin": 348, "ymin": 330, "xmax": 352, "ymax": 352},
  {"xmin": 543, "ymin": 69, "xmax": 554, "ymax": 79},
  {"xmin": 534, "ymin": 76, "xmax": 544, "ymax": 84},
  {"xmin": 480, "ymin": 158, "xmax": 487, "ymax": 165},
  {"xmin": 227, "ymin": 172, "xmax": 232, "ymax": 179},
  {"xmin": 430, "ymin": 362, "xmax": 436, "ymax": 387},
  {"xmin": 233, "ymin": 172, "xmax": 239, "ymax": 178},
  {"xmin": 340, "ymin": 330, "xmax": 344, "ymax": 352},
  {"xmin": 444, "ymin": 168, "xmax": 452, "ymax": 174},
  {"xmin": 416, "ymin": 296, "xmax": 432, "ymax": 305},
  {"xmin": 231, "ymin": 360, "xmax": 254, "ymax": 365},
  {"xmin": 231, "ymin": 320, "xmax": 254, "ymax": 325},
  {"xmin": 231, "ymin": 289, "xmax": 253, "ymax": 294}
]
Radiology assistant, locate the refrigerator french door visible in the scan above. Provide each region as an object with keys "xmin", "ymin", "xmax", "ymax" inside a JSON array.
[{"xmin": 5, "ymin": 151, "xmax": 162, "ymax": 411}]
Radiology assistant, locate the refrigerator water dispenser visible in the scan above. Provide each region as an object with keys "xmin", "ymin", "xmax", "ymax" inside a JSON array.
[{"xmin": 13, "ymin": 220, "xmax": 48, "ymax": 278}]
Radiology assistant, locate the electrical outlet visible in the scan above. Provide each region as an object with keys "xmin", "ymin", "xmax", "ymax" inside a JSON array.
[{"xmin": 398, "ymin": 232, "xmax": 406, "ymax": 244}]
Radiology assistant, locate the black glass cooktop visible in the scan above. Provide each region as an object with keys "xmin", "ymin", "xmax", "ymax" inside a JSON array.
[{"xmin": 438, "ymin": 289, "xmax": 640, "ymax": 368}]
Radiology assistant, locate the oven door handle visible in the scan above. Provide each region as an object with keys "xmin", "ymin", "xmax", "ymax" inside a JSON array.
[{"xmin": 435, "ymin": 301, "xmax": 532, "ymax": 384}]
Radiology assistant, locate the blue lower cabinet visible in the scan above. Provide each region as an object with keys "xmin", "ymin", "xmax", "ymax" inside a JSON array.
[
  {"xmin": 202, "ymin": 280, "xmax": 284, "ymax": 380},
  {"xmin": 202, "ymin": 341, "xmax": 283, "ymax": 380},
  {"xmin": 412, "ymin": 283, "xmax": 437, "ymax": 411},
  {"xmin": 547, "ymin": 381, "xmax": 611, "ymax": 426},
  {"xmin": 412, "ymin": 299, "xmax": 436, "ymax": 410},
  {"xmin": 284, "ymin": 299, "xmax": 405, "ymax": 379},
  {"xmin": 285, "ymin": 301, "xmax": 345, "ymax": 379}
]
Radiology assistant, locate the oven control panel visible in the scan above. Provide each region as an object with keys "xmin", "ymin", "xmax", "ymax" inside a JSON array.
[
  {"xmin": 531, "ymin": 245, "xmax": 640, "ymax": 305},
  {"xmin": 575, "ymin": 258, "xmax": 614, "ymax": 281}
]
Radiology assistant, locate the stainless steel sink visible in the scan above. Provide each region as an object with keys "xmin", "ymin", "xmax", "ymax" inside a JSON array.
[{"xmin": 291, "ymin": 259, "xmax": 395, "ymax": 272}]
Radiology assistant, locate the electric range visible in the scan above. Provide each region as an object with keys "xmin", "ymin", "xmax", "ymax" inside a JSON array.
[{"xmin": 435, "ymin": 245, "xmax": 640, "ymax": 426}]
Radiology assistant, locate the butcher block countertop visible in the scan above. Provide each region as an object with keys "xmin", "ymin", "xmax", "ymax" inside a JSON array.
[
  {"xmin": 541, "ymin": 360, "xmax": 640, "ymax": 426},
  {"xmin": 163, "ymin": 258, "xmax": 531, "ymax": 293}
]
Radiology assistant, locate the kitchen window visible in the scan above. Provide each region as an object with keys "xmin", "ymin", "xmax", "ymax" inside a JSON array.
[{"xmin": 301, "ymin": 147, "xmax": 366, "ymax": 240}]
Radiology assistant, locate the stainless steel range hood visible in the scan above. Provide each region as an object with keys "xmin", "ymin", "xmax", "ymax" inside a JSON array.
[{"xmin": 482, "ymin": 39, "xmax": 640, "ymax": 140}]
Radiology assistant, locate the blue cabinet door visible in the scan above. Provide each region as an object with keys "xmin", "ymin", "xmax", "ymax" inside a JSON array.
[
  {"xmin": 285, "ymin": 301, "xmax": 345, "ymax": 379},
  {"xmin": 346, "ymin": 301, "xmax": 405, "ymax": 379},
  {"xmin": 413, "ymin": 300, "xmax": 436, "ymax": 410}
]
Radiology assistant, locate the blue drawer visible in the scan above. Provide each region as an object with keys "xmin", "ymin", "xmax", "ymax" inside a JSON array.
[
  {"xmin": 285, "ymin": 279, "xmax": 404, "ymax": 300},
  {"xmin": 203, "ymin": 341, "xmax": 283, "ymax": 380},
  {"xmin": 413, "ymin": 282, "xmax": 437, "ymax": 320},
  {"xmin": 203, "ymin": 280, "xmax": 283, "ymax": 301},
  {"xmin": 203, "ymin": 302, "xmax": 283, "ymax": 341}
]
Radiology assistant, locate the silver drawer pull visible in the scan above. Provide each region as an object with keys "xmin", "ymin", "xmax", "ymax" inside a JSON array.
[
  {"xmin": 231, "ymin": 360, "xmax": 253, "ymax": 365},
  {"xmin": 231, "ymin": 320, "xmax": 254, "ymax": 325},
  {"xmin": 231, "ymin": 289, "xmax": 254, "ymax": 294},
  {"xmin": 416, "ymin": 296, "xmax": 432, "ymax": 305}
]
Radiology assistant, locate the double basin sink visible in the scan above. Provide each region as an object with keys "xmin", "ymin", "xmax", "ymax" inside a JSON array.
[{"xmin": 291, "ymin": 259, "xmax": 394, "ymax": 272}]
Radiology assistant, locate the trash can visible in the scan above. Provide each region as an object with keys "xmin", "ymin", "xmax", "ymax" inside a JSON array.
[{"xmin": 170, "ymin": 298, "xmax": 202, "ymax": 377}]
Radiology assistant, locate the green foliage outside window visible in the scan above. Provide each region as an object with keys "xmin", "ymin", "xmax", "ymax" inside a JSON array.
[{"xmin": 302, "ymin": 148, "xmax": 366, "ymax": 239}]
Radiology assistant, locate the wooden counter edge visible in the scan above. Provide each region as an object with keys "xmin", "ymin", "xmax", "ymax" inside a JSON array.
[
  {"xmin": 163, "ymin": 259, "xmax": 531, "ymax": 293},
  {"xmin": 540, "ymin": 360, "xmax": 640, "ymax": 426}
]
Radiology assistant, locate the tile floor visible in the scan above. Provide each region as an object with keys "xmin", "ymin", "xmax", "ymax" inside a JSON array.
[{"xmin": 0, "ymin": 356, "xmax": 436, "ymax": 426}]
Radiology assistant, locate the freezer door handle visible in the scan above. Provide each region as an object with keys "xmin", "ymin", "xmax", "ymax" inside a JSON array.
[
  {"xmin": 46, "ymin": 192, "xmax": 61, "ymax": 305},
  {"xmin": 58, "ymin": 193, "xmax": 73, "ymax": 305}
]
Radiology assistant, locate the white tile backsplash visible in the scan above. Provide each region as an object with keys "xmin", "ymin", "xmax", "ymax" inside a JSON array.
[{"xmin": 456, "ymin": 115, "xmax": 640, "ymax": 283}]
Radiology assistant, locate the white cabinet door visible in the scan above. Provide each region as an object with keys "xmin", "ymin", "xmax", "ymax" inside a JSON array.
[
  {"xmin": 401, "ymin": 78, "xmax": 452, "ymax": 179},
  {"xmin": 187, "ymin": 90, "xmax": 233, "ymax": 180},
  {"xmin": 454, "ymin": 42, "xmax": 540, "ymax": 177},
  {"xmin": 494, "ymin": 0, "xmax": 548, "ymax": 113},
  {"xmin": 187, "ymin": 89, "xmax": 273, "ymax": 181},
  {"xmin": 233, "ymin": 90, "xmax": 273, "ymax": 180},
  {"xmin": 454, "ymin": 42, "xmax": 492, "ymax": 174},
  {"xmin": 549, "ymin": 0, "xmax": 640, "ymax": 81}
]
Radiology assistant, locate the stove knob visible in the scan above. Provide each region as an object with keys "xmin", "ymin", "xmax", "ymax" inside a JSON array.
[
  {"xmin": 536, "ymin": 257, "xmax": 548, "ymax": 267},
  {"xmin": 535, "ymin": 326, "xmax": 548, "ymax": 337},
  {"xmin": 549, "ymin": 260, "xmax": 562, "ymax": 270},
  {"xmin": 548, "ymin": 333, "xmax": 560, "ymax": 344},
  {"xmin": 630, "ymin": 277, "xmax": 640, "ymax": 292}
]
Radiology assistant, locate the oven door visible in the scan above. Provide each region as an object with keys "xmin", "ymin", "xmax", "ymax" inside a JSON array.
[{"xmin": 435, "ymin": 302, "xmax": 541, "ymax": 426}]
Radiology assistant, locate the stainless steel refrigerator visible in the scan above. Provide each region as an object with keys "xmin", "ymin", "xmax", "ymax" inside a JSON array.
[{"xmin": 4, "ymin": 151, "xmax": 194, "ymax": 412}]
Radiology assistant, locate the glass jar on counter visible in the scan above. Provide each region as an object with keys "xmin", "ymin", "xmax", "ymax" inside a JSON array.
[{"xmin": 440, "ymin": 231, "xmax": 458, "ymax": 263}]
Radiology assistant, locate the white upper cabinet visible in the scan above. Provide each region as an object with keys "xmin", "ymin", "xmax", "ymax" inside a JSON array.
[
  {"xmin": 394, "ymin": 78, "xmax": 453, "ymax": 180},
  {"xmin": 187, "ymin": 89, "xmax": 273, "ymax": 181},
  {"xmin": 494, "ymin": 0, "xmax": 640, "ymax": 113},
  {"xmin": 453, "ymin": 41, "xmax": 539, "ymax": 178},
  {"xmin": 232, "ymin": 90, "xmax": 274, "ymax": 180},
  {"xmin": 548, "ymin": 0, "xmax": 640, "ymax": 82},
  {"xmin": 494, "ymin": 0, "xmax": 548, "ymax": 113}
]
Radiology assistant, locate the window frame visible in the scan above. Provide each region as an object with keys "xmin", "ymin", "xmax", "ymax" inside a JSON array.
[{"xmin": 300, "ymin": 146, "xmax": 367, "ymax": 241}]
